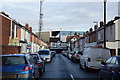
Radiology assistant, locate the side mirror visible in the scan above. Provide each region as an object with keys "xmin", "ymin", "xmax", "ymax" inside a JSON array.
[{"xmin": 101, "ymin": 62, "xmax": 106, "ymax": 65}]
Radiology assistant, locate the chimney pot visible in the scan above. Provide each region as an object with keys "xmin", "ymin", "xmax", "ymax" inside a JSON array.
[
  {"xmin": 89, "ymin": 28, "xmax": 93, "ymax": 32},
  {"xmin": 94, "ymin": 25, "xmax": 98, "ymax": 30},
  {"xmin": 114, "ymin": 16, "xmax": 120, "ymax": 20},
  {"xmin": 25, "ymin": 24, "xmax": 29, "ymax": 29},
  {"xmin": 100, "ymin": 21, "xmax": 104, "ymax": 27},
  {"xmin": 29, "ymin": 27, "xmax": 32, "ymax": 32}
]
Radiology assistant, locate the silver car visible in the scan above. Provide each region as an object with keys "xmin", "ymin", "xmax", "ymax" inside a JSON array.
[{"xmin": 38, "ymin": 49, "xmax": 51, "ymax": 62}]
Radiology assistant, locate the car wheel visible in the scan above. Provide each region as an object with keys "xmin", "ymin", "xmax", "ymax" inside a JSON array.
[
  {"xmin": 99, "ymin": 72, "xmax": 104, "ymax": 80},
  {"xmin": 43, "ymin": 67, "xmax": 45, "ymax": 72},
  {"xmin": 36, "ymin": 76, "xmax": 39, "ymax": 80},
  {"xmin": 99, "ymin": 78, "xmax": 104, "ymax": 80},
  {"xmin": 36, "ymin": 71, "xmax": 40, "ymax": 80},
  {"xmin": 84, "ymin": 63, "xmax": 89, "ymax": 72},
  {"xmin": 32, "ymin": 74, "xmax": 36, "ymax": 80},
  {"xmin": 39, "ymin": 69, "xmax": 43, "ymax": 75},
  {"xmin": 79, "ymin": 63, "xmax": 82, "ymax": 69},
  {"xmin": 111, "ymin": 75, "xmax": 116, "ymax": 80}
]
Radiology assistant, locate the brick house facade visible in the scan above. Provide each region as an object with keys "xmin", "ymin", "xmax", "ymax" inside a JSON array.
[{"xmin": 0, "ymin": 12, "xmax": 48, "ymax": 55}]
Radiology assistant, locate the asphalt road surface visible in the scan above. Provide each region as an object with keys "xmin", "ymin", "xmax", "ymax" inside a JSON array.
[{"xmin": 40, "ymin": 54, "xmax": 99, "ymax": 80}]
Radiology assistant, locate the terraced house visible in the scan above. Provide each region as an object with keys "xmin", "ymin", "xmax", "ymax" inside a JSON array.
[
  {"xmin": 72, "ymin": 16, "xmax": 120, "ymax": 56},
  {"xmin": 0, "ymin": 12, "xmax": 48, "ymax": 55}
]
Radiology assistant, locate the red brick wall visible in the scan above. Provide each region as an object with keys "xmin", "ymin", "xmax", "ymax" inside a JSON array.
[
  {"xmin": 1, "ymin": 15, "xmax": 11, "ymax": 45},
  {"xmin": 0, "ymin": 15, "xmax": 2, "ymax": 46},
  {"xmin": 1, "ymin": 45, "xmax": 21, "ymax": 55},
  {"xmin": 17, "ymin": 28, "xmax": 21, "ymax": 39},
  {"xmin": 30, "ymin": 34, "xmax": 32, "ymax": 42}
]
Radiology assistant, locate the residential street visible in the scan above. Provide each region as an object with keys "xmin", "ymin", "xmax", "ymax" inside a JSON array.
[
  {"xmin": 40, "ymin": 54, "xmax": 99, "ymax": 79},
  {"xmin": 1, "ymin": 2, "xmax": 120, "ymax": 80}
]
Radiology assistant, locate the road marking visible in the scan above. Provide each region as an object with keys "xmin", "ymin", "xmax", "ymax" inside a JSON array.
[{"xmin": 70, "ymin": 74, "xmax": 75, "ymax": 80}]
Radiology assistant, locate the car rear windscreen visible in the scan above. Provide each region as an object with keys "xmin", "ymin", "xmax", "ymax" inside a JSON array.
[
  {"xmin": 1, "ymin": 56, "xmax": 26, "ymax": 65},
  {"xmin": 30, "ymin": 54, "xmax": 39, "ymax": 62},
  {"xmin": 38, "ymin": 51, "xmax": 49, "ymax": 55}
]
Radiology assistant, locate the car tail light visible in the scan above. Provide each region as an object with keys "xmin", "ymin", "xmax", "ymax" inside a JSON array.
[
  {"xmin": 23, "ymin": 66, "xmax": 32, "ymax": 71},
  {"xmin": 88, "ymin": 58, "xmax": 91, "ymax": 62},
  {"xmin": 76, "ymin": 55, "xmax": 79, "ymax": 57},
  {"xmin": 36, "ymin": 63, "xmax": 41, "ymax": 66}
]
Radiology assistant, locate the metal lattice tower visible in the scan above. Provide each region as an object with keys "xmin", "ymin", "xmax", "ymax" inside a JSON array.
[
  {"xmin": 39, "ymin": 0, "xmax": 44, "ymax": 39},
  {"xmin": 118, "ymin": 1, "xmax": 120, "ymax": 16}
]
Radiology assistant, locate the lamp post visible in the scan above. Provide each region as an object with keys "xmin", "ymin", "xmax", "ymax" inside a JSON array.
[{"xmin": 104, "ymin": 0, "xmax": 107, "ymax": 48}]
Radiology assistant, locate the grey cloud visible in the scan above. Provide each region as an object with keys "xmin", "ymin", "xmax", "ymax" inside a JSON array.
[{"xmin": 1, "ymin": 2, "xmax": 118, "ymax": 31}]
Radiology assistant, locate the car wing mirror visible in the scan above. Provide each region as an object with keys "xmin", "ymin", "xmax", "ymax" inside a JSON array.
[{"xmin": 101, "ymin": 62, "xmax": 106, "ymax": 65}]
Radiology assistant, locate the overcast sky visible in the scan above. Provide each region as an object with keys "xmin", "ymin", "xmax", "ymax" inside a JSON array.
[{"xmin": 0, "ymin": 1, "xmax": 119, "ymax": 32}]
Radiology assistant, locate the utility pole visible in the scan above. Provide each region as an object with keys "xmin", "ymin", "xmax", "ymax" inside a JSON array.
[
  {"xmin": 39, "ymin": 0, "xmax": 44, "ymax": 39},
  {"xmin": 104, "ymin": 0, "xmax": 107, "ymax": 48}
]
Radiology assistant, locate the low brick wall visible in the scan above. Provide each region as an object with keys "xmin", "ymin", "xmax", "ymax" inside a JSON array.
[{"xmin": 1, "ymin": 45, "xmax": 21, "ymax": 55}]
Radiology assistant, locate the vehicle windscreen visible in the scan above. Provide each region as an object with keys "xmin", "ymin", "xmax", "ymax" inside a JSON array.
[
  {"xmin": 117, "ymin": 57, "xmax": 120, "ymax": 64},
  {"xmin": 38, "ymin": 51, "xmax": 50, "ymax": 55},
  {"xmin": 30, "ymin": 54, "xmax": 39, "ymax": 62},
  {"xmin": 1, "ymin": 56, "xmax": 26, "ymax": 65}
]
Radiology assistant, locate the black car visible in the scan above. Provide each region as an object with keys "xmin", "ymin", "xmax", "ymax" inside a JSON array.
[
  {"xmin": 30, "ymin": 53, "xmax": 45, "ymax": 75},
  {"xmin": 99, "ymin": 56, "xmax": 120, "ymax": 80}
]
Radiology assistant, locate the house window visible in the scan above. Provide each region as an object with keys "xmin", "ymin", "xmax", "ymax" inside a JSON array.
[
  {"xmin": 110, "ymin": 49, "xmax": 116, "ymax": 56},
  {"xmin": 12, "ymin": 24, "xmax": 14, "ymax": 39},
  {"xmin": 98, "ymin": 33, "xmax": 101, "ymax": 40},
  {"xmin": 118, "ymin": 49, "xmax": 120, "ymax": 55}
]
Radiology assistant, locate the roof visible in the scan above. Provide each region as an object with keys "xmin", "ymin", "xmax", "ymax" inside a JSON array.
[
  {"xmin": 74, "ymin": 35, "xmax": 80, "ymax": 39},
  {"xmin": 66, "ymin": 35, "xmax": 80, "ymax": 42},
  {"xmin": 0, "ymin": 54, "xmax": 28, "ymax": 57},
  {"xmin": 66, "ymin": 36, "xmax": 73, "ymax": 42}
]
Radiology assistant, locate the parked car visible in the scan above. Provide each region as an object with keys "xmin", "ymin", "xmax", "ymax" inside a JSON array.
[
  {"xmin": 68, "ymin": 51, "xmax": 75, "ymax": 60},
  {"xmin": 38, "ymin": 49, "xmax": 51, "ymax": 62},
  {"xmin": 50, "ymin": 50, "xmax": 56, "ymax": 58},
  {"xmin": 71, "ymin": 51, "xmax": 83, "ymax": 63},
  {"xmin": 79, "ymin": 47, "xmax": 111, "ymax": 71},
  {"xmin": 29, "ymin": 53, "xmax": 45, "ymax": 75},
  {"xmin": 62, "ymin": 50, "xmax": 69, "ymax": 57},
  {"xmin": 0, "ymin": 54, "xmax": 40, "ymax": 80},
  {"xmin": 99, "ymin": 56, "xmax": 120, "ymax": 80}
]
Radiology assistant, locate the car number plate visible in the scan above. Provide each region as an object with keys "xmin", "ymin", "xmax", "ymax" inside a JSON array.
[
  {"xmin": 2, "ymin": 74, "xmax": 17, "ymax": 78},
  {"xmin": 96, "ymin": 60, "xmax": 103, "ymax": 62}
]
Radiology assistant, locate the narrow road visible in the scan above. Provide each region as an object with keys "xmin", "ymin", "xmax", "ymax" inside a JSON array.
[{"xmin": 40, "ymin": 54, "xmax": 99, "ymax": 79}]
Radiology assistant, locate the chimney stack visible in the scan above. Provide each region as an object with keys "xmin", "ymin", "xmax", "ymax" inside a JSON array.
[
  {"xmin": 89, "ymin": 28, "xmax": 93, "ymax": 32},
  {"xmin": 0, "ymin": 11, "xmax": 9, "ymax": 17},
  {"xmin": 100, "ymin": 21, "xmax": 104, "ymax": 27},
  {"xmin": 94, "ymin": 25, "xmax": 98, "ymax": 30},
  {"xmin": 114, "ymin": 16, "xmax": 120, "ymax": 20},
  {"xmin": 25, "ymin": 24, "xmax": 29, "ymax": 29},
  {"xmin": 85, "ymin": 31, "xmax": 89, "ymax": 36},
  {"xmin": 29, "ymin": 27, "xmax": 32, "ymax": 32}
]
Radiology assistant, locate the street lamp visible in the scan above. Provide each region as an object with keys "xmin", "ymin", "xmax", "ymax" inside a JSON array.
[{"xmin": 104, "ymin": 0, "xmax": 107, "ymax": 48}]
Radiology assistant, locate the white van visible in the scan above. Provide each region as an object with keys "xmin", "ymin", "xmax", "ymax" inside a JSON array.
[{"xmin": 79, "ymin": 47, "xmax": 111, "ymax": 70}]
